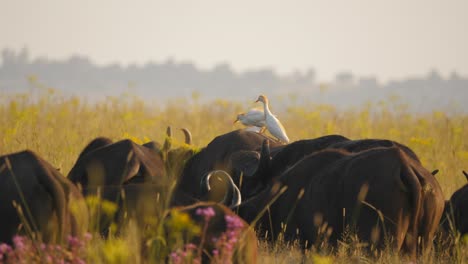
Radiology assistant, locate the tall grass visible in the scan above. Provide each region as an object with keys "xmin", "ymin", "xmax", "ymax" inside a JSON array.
[{"xmin": 0, "ymin": 89, "xmax": 467, "ymax": 263}]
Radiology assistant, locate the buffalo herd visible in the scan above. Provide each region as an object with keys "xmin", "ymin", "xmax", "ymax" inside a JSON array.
[{"xmin": 0, "ymin": 128, "xmax": 466, "ymax": 261}]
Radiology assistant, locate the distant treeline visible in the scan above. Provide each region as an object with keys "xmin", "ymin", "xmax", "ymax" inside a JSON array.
[{"xmin": 1, "ymin": 48, "xmax": 467, "ymax": 112}]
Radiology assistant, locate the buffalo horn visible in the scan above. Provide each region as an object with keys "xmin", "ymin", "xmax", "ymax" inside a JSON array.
[
  {"xmin": 201, "ymin": 170, "xmax": 242, "ymax": 207},
  {"xmin": 163, "ymin": 126, "xmax": 172, "ymax": 151},
  {"xmin": 181, "ymin": 128, "xmax": 192, "ymax": 145}
]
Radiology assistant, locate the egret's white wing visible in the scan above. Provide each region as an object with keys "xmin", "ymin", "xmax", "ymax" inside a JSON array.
[
  {"xmin": 246, "ymin": 109, "xmax": 265, "ymax": 121},
  {"xmin": 241, "ymin": 108, "xmax": 266, "ymax": 127},
  {"xmin": 266, "ymin": 114, "xmax": 289, "ymax": 143}
]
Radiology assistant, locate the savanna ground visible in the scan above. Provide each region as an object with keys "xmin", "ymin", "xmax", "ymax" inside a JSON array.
[{"xmin": 0, "ymin": 87, "xmax": 467, "ymax": 263}]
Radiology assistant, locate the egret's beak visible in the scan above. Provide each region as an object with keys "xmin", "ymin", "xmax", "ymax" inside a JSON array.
[
  {"xmin": 254, "ymin": 98, "xmax": 260, "ymax": 103},
  {"xmin": 233, "ymin": 117, "xmax": 239, "ymax": 124}
]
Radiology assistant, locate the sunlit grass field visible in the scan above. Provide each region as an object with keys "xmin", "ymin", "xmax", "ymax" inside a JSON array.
[{"xmin": 1, "ymin": 89, "xmax": 467, "ymax": 263}]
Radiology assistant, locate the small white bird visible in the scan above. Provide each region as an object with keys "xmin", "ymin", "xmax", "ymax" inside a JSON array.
[
  {"xmin": 255, "ymin": 95, "xmax": 290, "ymax": 143},
  {"xmin": 234, "ymin": 108, "xmax": 266, "ymax": 129},
  {"xmin": 243, "ymin": 126, "xmax": 263, "ymax": 133}
]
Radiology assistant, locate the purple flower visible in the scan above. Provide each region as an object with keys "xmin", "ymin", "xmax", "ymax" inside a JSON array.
[
  {"xmin": 225, "ymin": 215, "xmax": 244, "ymax": 230},
  {"xmin": 68, "ymin": 235, "xmax": 84, "ymax": 248},
  {"xmin": 212, "ymin": 249, "xmax": 219, "ymax": 256},
  {"xmin": 0, "ymin": 243, "xmax": 11, "ymax": 254},
  {"xmin": 196, "ymin": 207, "xmax": 216, "ymax": 221},
  {"xmin": 185, "ymin": 243, "xmax": 197, "ymax": 250},
  {"xmin": 12, "ymin": 235, "xmax": 25, "ymax": 250},
  {"xmin": 83, "ymin": 232, "xmax": 92, "ymax": 241},
  {"xmin": 170, "ymin": 252, "xmax": 181, "ymax": 264}
]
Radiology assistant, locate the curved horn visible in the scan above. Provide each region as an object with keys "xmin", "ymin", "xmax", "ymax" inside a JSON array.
[
  {"xmin": 201, "ymin": 170, "xmax": 242, "ymax": 207},
  {"xmin": 463, "ymin": 171, "xmax": 468, "ymax": 182},
  {"xmin": 200, "ymin": 172, "xmax": 211, "ymax": 193},
  {"xmin": 431, "ymin": 169, "xmax": 439, "ymax": 176},
  {"xmin": 180, "ymin": 128, "xmax": 192, "ymax": 145},
  {"xmin": 229, "ymin": 182, "xmax": 242, "ymax": 209},
  {"xmin": 163, "ymin": 126, "xmax": 172, "ymax": 151}
]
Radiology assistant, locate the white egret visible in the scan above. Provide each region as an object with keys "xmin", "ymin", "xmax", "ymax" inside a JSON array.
[
  {"xmin": 255, "ymin": 95, "xmax": 290, "ymax": 143},
  {"xmin": 243, "ymin": 126, "xmax": 263, "ymax": 133},
  {"xmin": 234, "ymin": 108, "xmax": 266, "ymax": 130}
]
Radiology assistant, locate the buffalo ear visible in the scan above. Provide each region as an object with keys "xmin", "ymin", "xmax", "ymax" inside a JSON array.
[
  {"xmin": 258, "ymin": 140, "xmax": 272, "ymax": 173},
  {"xmin": 229, "ymin": 151, "xmax": 260, "ymax": 177},
  {"xmin": 230, "ymin": 140, "xmax": 272, "ymax": 180},
  {"xmin": 463, "ymin": 171, "xmax": 468, "ymax": 182},
  {"xmin": 431, "ymin": 169, "xmax": 439, "ymax": 176}
]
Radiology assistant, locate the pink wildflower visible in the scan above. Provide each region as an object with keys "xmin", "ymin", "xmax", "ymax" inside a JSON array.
[
  {"xmin": 225, "ymin": 215, "xmax": 244, "ymax": 230},
  {"xmin": 196, "ymin": 207, "xmax": 216, "ymax": 222},
  {"xmin": 170, "ymin": 252, "xmax": 181, "ymax": 264},
  {"xmin": 0, "ymin": 243, "xmax": 11, "ymax": 254},
  {"xmin": 83, "ymin": 232, "xmax": 92, "ymax": 241},
  {"xmin": 12, "ymin": 235, "xmax": 25, "ymax": 250},
  {"xmin": 185, "ymin": 243, "xmax": 197, "ymax": 250}
]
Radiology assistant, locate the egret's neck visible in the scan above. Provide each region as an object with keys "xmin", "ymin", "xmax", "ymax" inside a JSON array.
[{"xmin": 262, "ymin": 100, "xmax": 272, "ymax": 116}]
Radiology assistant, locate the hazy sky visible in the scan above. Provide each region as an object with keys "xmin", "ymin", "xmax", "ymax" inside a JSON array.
[{"xmin": 1, "ymin": 0, "xmax": 467, "ymax": 82}]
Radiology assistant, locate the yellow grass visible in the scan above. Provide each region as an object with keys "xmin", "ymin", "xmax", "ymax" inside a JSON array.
[{"xmin": 1, "ymin": 89, "xmax": 467, "ymax": 263}]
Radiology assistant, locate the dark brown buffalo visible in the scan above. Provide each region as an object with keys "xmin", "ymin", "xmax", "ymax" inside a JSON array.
[
  {"xmin": 68, "ymin": 138, "xmax": 167, "ymax": 195},
  {"xmin": 212, "ymin": 136, "xmax": 433, "ymax": 219},
  {"xmin": 165, "ymin": 202, "xmax": 257, "ymax": 264},
  {"xmin": 170, "ymin": 129, "xmax": 283, "ymax": 207},
  {"xmin": 68, "ymin": 138, "xmax": 168, "ymax": 232},
  {"xmin": 441, "ymin": 171, "xmax": 468, "ymax": 236},
  {"xmin": 227, "ymin": 135, "xmax": 350, "ymax": 199},
  {"xmin": 217, "ymin": 136, "xmax": 419, "ymax": 203},
  {"xmin": 68, "ymin": 128, "xmax": 194, "ymax": 232},
  {"xmin": 328, "ymin": 138, "xmax": 444, "ymax": 251},
  {"xmin": 237, "ymin": 147, "xmax": 444, "ymax": 258},
  {"xmin": 232, "ymin": 137, "xmax": 417, "ymax": 197},
  {"xmin": 0, "ymin": 150, "xmax": 88, "ymax": 244}
]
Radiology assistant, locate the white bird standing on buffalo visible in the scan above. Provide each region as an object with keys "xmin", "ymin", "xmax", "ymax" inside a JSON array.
[
  {"xmin": 234, "ymin": 108, "xmax": 266, "ymax": 130},
  {"xmin": 255, "ymin": 95, "xmax": 290, "ymax": 143}
]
